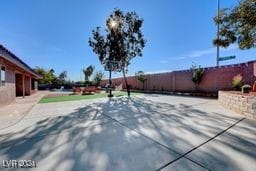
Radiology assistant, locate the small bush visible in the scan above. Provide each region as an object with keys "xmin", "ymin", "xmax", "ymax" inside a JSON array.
[
  {"xmin": 232, "ymin": 74, "xmax": 243, "ymax": 90},
  {"xmin": 191, "ymin": 65, "xmax": 204, "ymax": 87},
  {"xmin": 135, "ymin": 71, "xmax": 147, "ymax": 90}
]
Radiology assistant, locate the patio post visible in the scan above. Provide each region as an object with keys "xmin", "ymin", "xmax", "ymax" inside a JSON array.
[{"xmin": 22, "ymin": 73, "xmax": 25, "ymax": 98}]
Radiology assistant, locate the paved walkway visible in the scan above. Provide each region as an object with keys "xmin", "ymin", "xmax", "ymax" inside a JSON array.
[
  {"xmin": 0, "ymin": 94, "xmax": 255, "ymax": 170},
  {"xmin": 0, "ymin": 91, "xmax": 49, "ymax": 129}
]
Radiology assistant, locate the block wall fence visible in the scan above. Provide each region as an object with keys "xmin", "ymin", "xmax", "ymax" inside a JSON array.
[{"xmin": 100, "ymin": 61, "xmax": 256, "ymax": 93}]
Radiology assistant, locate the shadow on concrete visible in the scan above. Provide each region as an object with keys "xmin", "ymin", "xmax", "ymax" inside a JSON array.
[{"xmin": 0, "ymin": 96, "xmax": 255, "ymax": 170}]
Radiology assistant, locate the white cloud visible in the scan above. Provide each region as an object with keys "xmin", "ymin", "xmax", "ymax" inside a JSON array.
[
  {"xmin": 50, "ymin": 46, "xmax": 64, "ymax": 52},
  {"xmin": 159, "ymin": 60, "xmax": 168, "ymax": 64},
  {"xmin": 145, "ymin": 70, "xmax": 172, "ymax": 74},
  {"xmin": 188, "ymin": 44, "xmax": 238, "ymax": 58},
  {"xmin": 176, "ymin": 56, "xmax": 186, "ymax": 59},
  {"xmin": 168, "ymin": 44, "xmax": 238, "ymax": 60},
  {"xmin": 188, "ymin": 48, "xmax": 216, "ymax": 58},
  {"xmin": 224, "ymin": 44, "xmax": 239, "ymax": 50},
  {"xmin": 169, "ymin": 56, "xmax": 186, "ymax": 60}
]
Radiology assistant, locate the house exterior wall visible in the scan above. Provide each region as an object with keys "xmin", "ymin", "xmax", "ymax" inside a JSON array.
[
  {"xmin": 100, "ymin": 61, "xmax": 256, "ymax": 93},
  {"xmin": 0, "ymin": 57, "xmax": 38, "ymax": 106},
  {"xmin": 25, "ymin": 76, "xmax": 31, "ymax": 96},
  {"xmin": 0, "ymin": 45, "xmax": 41, "ymax": 106},
  {"xmin": 30, "ymin": 80, "xmax": 38, "ymax": 95},
  {"xmin": 0, "ymin": 59, "xmax": 16, "ymax": 106},
  {"xmin": 15, "ymin": 73, "xmax": 23, "ymax": 97}
]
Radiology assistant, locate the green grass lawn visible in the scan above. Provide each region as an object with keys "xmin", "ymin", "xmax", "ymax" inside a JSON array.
[{"xmin": 39, "ymin": 91, "xmax": 141, "ymax": 103}]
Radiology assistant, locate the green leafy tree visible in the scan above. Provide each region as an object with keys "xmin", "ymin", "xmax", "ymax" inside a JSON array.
[
  {"xmin": 75, "ymin": 81, "xmax": 85, "ymax": 86},
  {"xmin": 213, "ymin": 0, "xmax": 256, "ymax": 49},
  {"xmin": 33, "ymin": 67, "xmax": 46, "ymax": 79},
  {"xmin": 191, "ymin": 65, "xmax": 204, "ymax": 90},
  {"xmin": 34, "ymin": 67, "xmax": 57, "ymax": 85},
  {"xmin": 46, "ymin": 69, "xmax": 57, "ymax": 85},
  {"xmin": 89, "ymin": 9, "xmax": 146, "ymax": 96},
  {"xmin": 92, "ymin": 71, "xmax": 105, "ymax": 86},
  {"xmin": 83, "ymin": 65, "xmax": 94, "ymax": 86},
  {"xmin": 135, "ymin": 71, "xmax": 147, "ymax": 90},
  {"xmin": 58, "ymin": 71, "xmax": 68, "ymax": 85}
]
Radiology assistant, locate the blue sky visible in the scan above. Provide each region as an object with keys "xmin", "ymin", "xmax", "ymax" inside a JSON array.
[{"xmin": 0, "ymin": 0, "xmax": 255, "ymax": 81}]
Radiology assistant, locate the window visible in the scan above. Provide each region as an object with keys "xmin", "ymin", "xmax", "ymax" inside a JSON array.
[{"xmin": 0, "ymin": 66, "xmax": 6, "ymax": 86}]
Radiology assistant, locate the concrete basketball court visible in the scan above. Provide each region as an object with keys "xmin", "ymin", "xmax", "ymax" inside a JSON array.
[{"xmin": 0, "ymin": 94, "xmax": 255, "ymax": 171}]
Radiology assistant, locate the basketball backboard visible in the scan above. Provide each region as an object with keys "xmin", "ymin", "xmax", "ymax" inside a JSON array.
[{"xmin": 104, "ymin": 60, "xmax": 121, "ymax": 72}]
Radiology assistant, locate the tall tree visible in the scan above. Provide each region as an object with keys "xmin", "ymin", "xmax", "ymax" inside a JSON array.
[
  {"xmin": 58, "ymin": 71, "xmax": 68, "ymax": 85},
  {"xmin": 83, "ymin": 65, "xmax": 94, "ymax": 84},
  {"xmin": 135, "ymin": 71, "xmax": 147, "ymax": 91},
  {"xmin": 213, "ymin": 0, "xmax": 256, "ymax": 49},
  {"xmin": 89, "ymin": 9, "xmax": 146, "ymax": 96}
]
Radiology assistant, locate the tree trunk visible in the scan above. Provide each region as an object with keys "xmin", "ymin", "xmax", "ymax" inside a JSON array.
[
  {"xmin": 195, "ymin": 84, "xmax": 199, "ymax": 92},
  {"xmin": 122, "ymin": 69, "xmax": 130, "ymax": 96}
]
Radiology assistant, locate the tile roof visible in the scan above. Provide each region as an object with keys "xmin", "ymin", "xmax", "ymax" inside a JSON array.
[{"xmin": 0, "ymin": 44, "xmax": 41, "ymax": 78}]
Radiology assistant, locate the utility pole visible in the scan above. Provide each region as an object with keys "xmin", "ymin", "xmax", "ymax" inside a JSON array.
[{"xmin": 216, "ymin": 0, "xmax": 220, "ymax": 67}]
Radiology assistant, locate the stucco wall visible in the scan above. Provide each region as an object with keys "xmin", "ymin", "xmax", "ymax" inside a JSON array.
[
  {"xmin": 101, "ymin": 61, "xmax": 256, "ymax": 93},
  {"xmin": 15, "ymin": 73, "xmax": 23, "ymax": 97},
  {"xmin": 0, "ymin": 58, "xmax": 36, "ymax": 106},
  {"xmin": 25, "ymin": 76, "xmax": 31, "ymax": 96},
  {"xmin": 0, "ymin": 59, "xmax": 16, "ymax": 106}
]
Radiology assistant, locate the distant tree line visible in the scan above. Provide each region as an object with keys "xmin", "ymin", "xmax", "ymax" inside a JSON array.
[
  {"xmin": 83, "ymin": 65, "xmax": 105, "ymax": 86},
  {"xmin": 34, "ymin": 67, "xmax": 71, "ymax": 89},
  {"xmin": 34, "ymin": 66, "xmax": 105, "ymax": 90}
]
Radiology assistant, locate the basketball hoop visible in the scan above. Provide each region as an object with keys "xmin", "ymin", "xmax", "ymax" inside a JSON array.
[
  {"xmin": 104, "ymin": 60, "xmax": 121, "ymax": 98},
  {"xmin": 104, "ymin": 60, "xmax": 121, "ymax": 72}
]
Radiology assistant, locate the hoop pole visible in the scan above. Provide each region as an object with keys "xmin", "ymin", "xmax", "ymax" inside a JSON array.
[{"xmin": 108, "ymin": 70, "xmax": 113, "ymax": 97}]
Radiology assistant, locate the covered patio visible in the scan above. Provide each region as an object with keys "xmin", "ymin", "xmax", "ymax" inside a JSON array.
[{"xmin": 0, "ymin": 44, "xmax": 41, "ymax": 106}]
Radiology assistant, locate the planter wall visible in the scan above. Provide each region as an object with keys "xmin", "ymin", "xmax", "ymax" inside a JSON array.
[{"xmin": 218, "ymin": 91, "xmax": 256, "ymax": 120}]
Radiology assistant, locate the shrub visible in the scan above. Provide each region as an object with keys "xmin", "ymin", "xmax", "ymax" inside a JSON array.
[
  {"xmin": 191, "ymin": 65, "xmax": 204, "ymax": 87},
  {"xmin": 135, "ymin": 71, "xmax": 147, "ymax": 90},
  {"xmin": 232, "ymin": 74, "xmax": 243, "ymax": 90}
]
